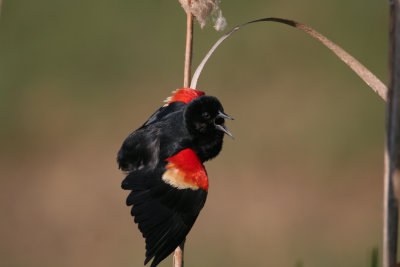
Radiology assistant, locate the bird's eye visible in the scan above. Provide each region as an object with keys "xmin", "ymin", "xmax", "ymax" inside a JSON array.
[{"xmin": 202, "ymin": 112, "xmax": 211, "ymax": 120}]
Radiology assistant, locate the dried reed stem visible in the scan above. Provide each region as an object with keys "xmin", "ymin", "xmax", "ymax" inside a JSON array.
[
  {"xmin": 183, "ymin": 0, "xmax": 194, "ymax": 88},
  {"xmin": 383, "ymin": 1, "xmax": 400, "ymax": 266},
  {"xmin": 174, "ymin": 2, "xmax": 193, "ymax": 265},
  {"xmin": 173, "ymin": 239, "xmax": 185, "ymax": 267}
]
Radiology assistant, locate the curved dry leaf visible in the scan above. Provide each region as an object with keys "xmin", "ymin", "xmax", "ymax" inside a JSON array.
[{"xmin": 191, "ymin": 17, "xmax": 387, "ymax": 101}]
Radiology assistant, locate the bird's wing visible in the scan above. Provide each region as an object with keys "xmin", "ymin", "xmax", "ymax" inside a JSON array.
[
  {"xmin": 118, "ymin": 88, "xmax": 204, "ymax": 172},
  {"xmin": 121, "ymin": 148, "xmax": 208, "ymax": 267},
  {"xmin": 117, "ymin": 125, "xmax": 162, "ymax": 172},
  {"xmin": 141, "ymin": 101, "xmax": 184, "ymax": 127},
  {"xmin": 164, "ymin": 88, "xmax": 205, "ymax": 105},
  {"xmin": 143, "ymin": 87, "xmax": 205, "ymax": 127}
]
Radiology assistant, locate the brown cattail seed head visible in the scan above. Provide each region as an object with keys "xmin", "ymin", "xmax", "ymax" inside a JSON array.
[{"xmin": 179, "ymin": 0, "xmax": 227, "ymax": 31}]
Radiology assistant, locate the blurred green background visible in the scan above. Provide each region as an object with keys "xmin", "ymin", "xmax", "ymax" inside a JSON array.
[{"xmin": 0, "ymin": 0, "xmax": 388, "ymax": 266}]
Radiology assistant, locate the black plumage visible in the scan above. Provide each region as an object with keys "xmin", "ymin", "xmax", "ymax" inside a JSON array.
[
  {"xmin": 121, "ymin": 165, "xmax": 207, "ymax": 267},
  {"xmin": 117, "ymin": 89, "xmax": 232, "ymax": 266}
]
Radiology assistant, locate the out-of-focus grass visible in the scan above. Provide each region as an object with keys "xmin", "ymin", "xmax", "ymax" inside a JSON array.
[
  {"xmin": 370, "ymin": 248, "xmax": 379, "ymax": 267},
  {"xmin": 0, "ymin": 0, "xmax": 387, "ymax": 266}
]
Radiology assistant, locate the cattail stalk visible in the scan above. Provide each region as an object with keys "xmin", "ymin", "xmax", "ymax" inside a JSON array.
[
  {"xmin": 183, "ymin": 0, "xmax": 194, "ymax": 88},
  {"xmin": 173, "ymin": 240, "xmax": 185, "ymax": 267},
  {"xmin": 176, "ymin": 0, "xmax": 193, "ymax": 262},
  {"xmin": 383, "ymin": 1, "xmax": 400, "ymax": 266}
]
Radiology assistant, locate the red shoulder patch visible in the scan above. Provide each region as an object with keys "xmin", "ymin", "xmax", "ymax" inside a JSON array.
[
  {"xmin": 162, "ymin": 149, "xmax": 208, "ymax": 191},
  {"xmin": 166, "ymin": 88, "xmax": 205, "ymax": 105}
]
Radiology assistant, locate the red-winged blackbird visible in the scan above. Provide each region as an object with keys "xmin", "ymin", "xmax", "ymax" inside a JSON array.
[{"xmin": 117, "ymin": 88, "xmax": 233, "ymax": 267}]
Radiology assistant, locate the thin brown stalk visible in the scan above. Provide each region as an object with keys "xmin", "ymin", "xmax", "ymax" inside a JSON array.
[
  {"xmin": 174, "ymin": 1, "xmax": 192, "ymax": 265},
  {"xmin": 173, "ymin": 240, "xmax": 185, "ymax": 267},
  {"xmin": 384, "ymin": 1, "xmax": 400, "ymax": 267},
  {"xmin": 183, "ymin": 0, "xmax": 194, "ymax": 88}
]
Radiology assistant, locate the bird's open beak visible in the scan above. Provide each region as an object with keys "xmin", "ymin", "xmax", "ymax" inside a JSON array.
[
  {"xmin": 215, "ymin": 111, "xmax": 234, "ymax": 138},
  {"xmin": 217, "ymin": 111, "xmax": 234, "ymax": 121}
]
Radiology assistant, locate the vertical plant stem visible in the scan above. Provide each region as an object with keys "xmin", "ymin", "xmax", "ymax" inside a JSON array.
[
  {"xmin": 173, "ymin": 239, "xmax": 185, "ymax": 267},
  {"xmin": 175, "ymin": 1, "xmax": 192, "ymax": 265},
  {"xmin": 183, "ymin": 0, "xmax": 193, "ymax": 88},
  {"xmin": 384, "ymin": 1, "xmax": 400, "ymax": 267},
  {"xmin": 370, "ymin": 248, "xmax": 379, "ymax": 267}
]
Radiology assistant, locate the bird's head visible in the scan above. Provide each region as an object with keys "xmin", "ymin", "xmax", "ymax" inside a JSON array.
[{"xmin": 184, "ymin": 95, "xmax": 233, "ymax": 139}]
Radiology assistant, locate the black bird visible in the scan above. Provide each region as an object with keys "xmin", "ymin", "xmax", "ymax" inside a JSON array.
[{"xmin": 118, "ymin": 88, "xmax": 233, "ymax": 267}]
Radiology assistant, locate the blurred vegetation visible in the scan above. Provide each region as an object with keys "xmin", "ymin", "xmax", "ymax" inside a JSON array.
[
  {"xmin": 370, "ymin": 248, "xmax": 379, "ymax": 267},
  {"xmin": 0, "ymin": 0, "xmax": 388, "ymax": 267}
]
